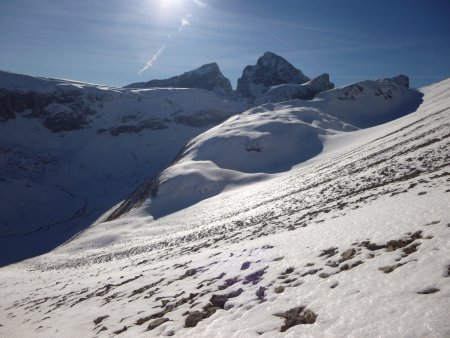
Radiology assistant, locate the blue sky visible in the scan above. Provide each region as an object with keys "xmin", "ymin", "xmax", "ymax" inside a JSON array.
[{"xmin": 0, "ymin": 0, "xmax": 449, "ymax": 88}]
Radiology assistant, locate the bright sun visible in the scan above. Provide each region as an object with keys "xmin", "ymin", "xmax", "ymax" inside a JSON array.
[{"xmin": 159, "ymin": 0, "xmax": 184, "ymax": 11}]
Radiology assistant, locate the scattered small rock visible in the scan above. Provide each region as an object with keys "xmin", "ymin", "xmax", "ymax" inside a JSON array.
[
  {"xmin": 330, "ymin": 282, "xmax": 338, "ymax": 289},
  {"xmin": 273, "ymin": 256, "xmax": 284, "ymax": 261},
  {"xmin": 282, "ymin": 267, "xmax": 294, "ymax": 275},
  {"xmin": 97, "ymin": 326, "xmax": 107, "ymax": 333},
  {"xmin": 402, "ymin": 243, "xmax": 420, "ymax": 256},
  {"xmin": 218, "ymin": 276, "xmax": 240, "ymax": 290},
  {"xmin": 210, "ymin": 288, "xmax": 244, "ymax": 308},
  {"xmin": 275, "ymin": 306, "xmax": 318, "ymax": 332},
  {"xmin": 379, "ymin": 262, "xmax": 406, "ymax": 274},
  {"xmin": 318, "ymin": 272, "xmax": 329, "ymax": 279},
  {"xmin": 417, "ymin": 287, "xmax": 440, "ymax": 294},
  {"xmin": 112, "ymin": 326, "xmax": 128, "ymax": 335},
  {"xmin": 300, "ymin": 268, "xmax": 321, "ymax": 277},
  {"xmin": 185, "ymin": 311, "xmax": 204, "ymax": 328},
  {"xmin": 319, "ymin": 247, "xmax": 338, "ymax": 258},
  {"xmin": 93, "ymin": 315, "xmax": 109, "ymax": 325},
  {"xmin": 255, "ymin": 286, "xmax": 266, "ymax": 299},
  {"xmin": 181, "ymin": 268, "xmax": 197, "ymax": 279},
  {"xmin": 240, "ymin": 261, "xmax": 251, "ymax": 270},
  {"xmin": 244, "ymin": 269, "xmax": 266, "ymax": 285},
  {"xmin": 274, "ymin": 286, "xmax": 285, "ymax": 293},
  {"xmin": 341, "ymin": 248, "xmax": 356, "ymax": 260},
  {"xmin": 147, "ymin": 317, "xmax": 169, "ymax": 331}
]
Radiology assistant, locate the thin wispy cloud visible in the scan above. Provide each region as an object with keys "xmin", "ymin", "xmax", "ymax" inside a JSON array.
[
  {"xmin": 138, "ymin": 44, "xmax": 166, "ymax": 75},
  {"xmin": 193, "ymin": 0, "xmax": 207, "ymax": 8},
  {"xmin": 179, "ymin": 16, "xmax": 191, "ymax": 32}
]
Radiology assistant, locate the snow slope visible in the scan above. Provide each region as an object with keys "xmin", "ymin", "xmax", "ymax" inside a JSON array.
[
  {"xmin": 105, "ymin": 75, "xmax": 420, "ymax": 220},
  {"xmin": 0, "ymin": 70, "xmax": 246, "ymax": 265},
  {"xmin": 0, "ymin": 79, "xmax": 448, "ymax": 337}
]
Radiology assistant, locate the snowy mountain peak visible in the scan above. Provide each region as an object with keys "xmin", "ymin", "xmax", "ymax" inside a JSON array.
[
  {"xmin": 237, "ymin": 51, "xmax": 310, "ymax": 99},
  {"xmin": 125, "ymin": 63, "xmax": 233, "ymax": 94}
]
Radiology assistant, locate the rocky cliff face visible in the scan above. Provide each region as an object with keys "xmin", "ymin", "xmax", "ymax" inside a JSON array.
[
  {"xmin": 236, "ymin": 52, "xmax": 310, "ymax": 99},
  {"xmin": 125, "ymin": 63, "xmax": 233, "ymax": 95},
  {"xmin": 0, "ymin": 88, "xmax": 97, "ymax": 131}
]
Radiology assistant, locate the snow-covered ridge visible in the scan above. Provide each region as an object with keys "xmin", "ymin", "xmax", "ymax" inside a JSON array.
[
  {"xmin": 0, "ymin": 70, "xmax": 246, "ymax": 265},
  {"xmin": 254, "ymin": 73, "xmax": 334, "ymax": 105}
]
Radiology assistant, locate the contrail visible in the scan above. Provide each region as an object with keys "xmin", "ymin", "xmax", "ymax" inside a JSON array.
[
  {"xmin": 138, "ymin": 1, "xmax": 207, "ymax": 75},
  {"xmin": 138, "ymin": 44, "xmax": 166, "ymax": 76}
]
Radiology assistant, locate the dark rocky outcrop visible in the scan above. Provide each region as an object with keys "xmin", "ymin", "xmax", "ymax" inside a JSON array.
[
  {"xmin": 236, "ymin": 52, "xmax": 310, "ymax": 99},
  {"xmin": 125, "ymin": 63, "xmax": 233, "ymax": 94},
  {"xmin": 0, "ymin": 88, "xmax": 94, "ymax": 131}
]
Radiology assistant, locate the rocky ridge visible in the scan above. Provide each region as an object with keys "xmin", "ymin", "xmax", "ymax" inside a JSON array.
[{"xmin": 125, "ymin": 63, "xmax": 233, "ymax": 95}]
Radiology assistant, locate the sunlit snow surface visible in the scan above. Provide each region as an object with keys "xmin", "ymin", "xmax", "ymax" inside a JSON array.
[{"xmin": 0, "ymin": 79, "xmax": 449, "ymax": 337}]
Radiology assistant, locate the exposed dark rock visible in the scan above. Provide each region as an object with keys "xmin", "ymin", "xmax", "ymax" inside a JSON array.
[
  {"xmin": 274, "ymin": 286, "xmax": 285, "ymax": 293},
  {"xmin": 275, "ymin": 306, "xmax": 318, "ymax": 332},
  {"xmin": 97, "ymin": 326, "xmax": 107, "ymax": 333},
  {"xmin": 112, "ymin": 326, "xmax": 128, "ymax": 335},
  {"xmin": 300, "ymin": 268, "xmax": 321, "ymax": 277},
  {"xmin": 202, "ymin": 303, "xmax": 219, "ymax": 317},
  {"xmin": 282, "ymin": 267, "xmax": 294, "ymax": 275},
  {"xmin": 386, "ymin": 231, "xmax": 422, "ymax": 251},
  {"xmin": 379, "ymin": 262, "xmax": 406, "ymax": 273},
  {"xmin": 125, "ymin": 63, "xmax": 233, "ymax": 94},
  {"xmin": 237, "ymin": 52, "xmax": 310, "ymax": 99},
  {"xmin": 319, "ymin": 247, "xmax": 338, "ymax": 258},
  {"xmin": 392, "ymin": 74, "xmax": 410, "ymax": 88},
  {"xmin": 417, "ymin": 287, "xmax": 440, "ymax": 294},
  {"xmin": 330, "ymin": 282, "xmax": 339, "ymax": 289},
  {"xmin": 244, "ymin": 269, "xmax": 266, "ymax": 285},
  {"xmin": 218, "ymin": 276, "xmax": 240, "ymax": 290},
  {"xmin": 255, "ymin": 286, "xmax": 266, "ymax": 299},
  {"xmin": 180, "ymin": 268, "xmax": 197, "ymax": 279},
  {"xmin": 402, "ymin": 243, "xmax": 420, "ymax": 256},
  {"xmin": 0, "ymin": 88, "xmax": 93, "ymax": 131},
  {"xmin": 147, "ymin": 317, "xmax": 169, "ymax": 331},
  {"xmin": 210, "ymin": 288, "xmax": 244, "ymax": 308},
  {"xmin": 341, "ymin": 248, "xmax": 356, "ymax": 260},
  {"xmin": 93, "ymin": 315, "xmax": 109, "ymax": 325},
  {"xmin": 240, "ymin": 261, "xmax": 251, "ymax": 270},
  {"xmin": 185, "ymin": 311, "xmax": 204, "ymax": 328},
  {"xmin": 318, "ymin": 272, "xmax": 330, "ymax": 278}
]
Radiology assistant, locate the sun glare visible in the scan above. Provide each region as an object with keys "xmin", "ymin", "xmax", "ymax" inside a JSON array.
[{"xmin": 159, "ymin": 0, "xmax": 184, "ymax": 11}]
